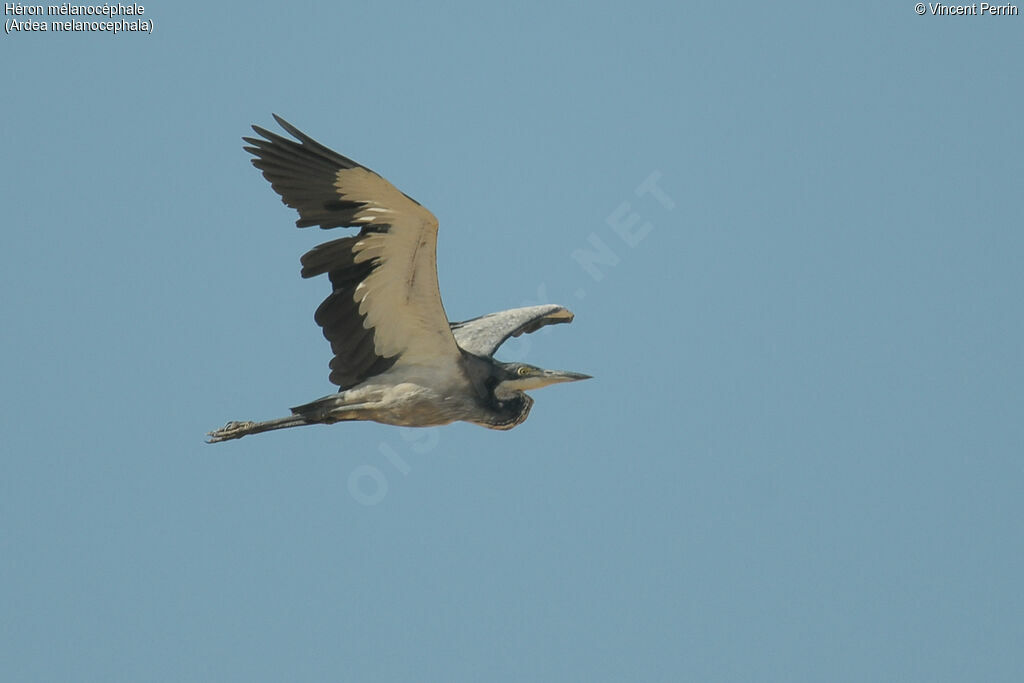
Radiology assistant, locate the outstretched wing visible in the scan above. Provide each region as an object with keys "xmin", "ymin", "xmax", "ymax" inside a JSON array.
[
  {"xmin": 450, "ymin": 305, "xmax": 575, "ymax": 358},
  {"xmin": 244, "ymin": 115, "xmax": 462, "ymax": 388}
]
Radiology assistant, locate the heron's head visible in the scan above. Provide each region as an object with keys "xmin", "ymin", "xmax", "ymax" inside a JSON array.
[{"xmin": 494, "ymin": 362, "xmax": 592, "ymax": 398}]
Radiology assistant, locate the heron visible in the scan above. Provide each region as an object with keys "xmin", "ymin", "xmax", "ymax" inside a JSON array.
[{"xmin": 207, "ymin": 116, "xmax": 591, "ymax": 443}]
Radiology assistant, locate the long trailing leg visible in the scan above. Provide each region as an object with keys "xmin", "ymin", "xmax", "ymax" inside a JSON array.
[
  {"xmin": 206, "ymin": 415, "xmax": 312, "ymax": 443},
  {"xmin": 206, "ymin": 399, "xmax": 382, "ymax": 443}
]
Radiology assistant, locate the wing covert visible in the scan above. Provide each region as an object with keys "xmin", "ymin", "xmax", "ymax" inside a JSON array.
[
  {"xmin": 244, "ymin": 115, "xmax": 462, "ymax": 388},
  {"xmin": 450, "ymin": 305, "xmax": 575, "ymax": 358}
]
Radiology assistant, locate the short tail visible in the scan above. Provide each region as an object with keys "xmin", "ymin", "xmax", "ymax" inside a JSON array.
[{"xmin": 206, "ymin": 414, "xmax": 312, "ymax": 443}]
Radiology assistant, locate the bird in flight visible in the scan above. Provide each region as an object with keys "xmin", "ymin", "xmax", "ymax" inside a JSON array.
[{"xmin": 207, "ymin": 116, "xmax": 590, "ymax": 442}]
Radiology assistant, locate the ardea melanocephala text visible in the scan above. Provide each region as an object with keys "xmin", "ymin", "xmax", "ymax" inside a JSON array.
[{"xmin": 207, "ymin": 116, "xmax": 590, "ymax": 443}]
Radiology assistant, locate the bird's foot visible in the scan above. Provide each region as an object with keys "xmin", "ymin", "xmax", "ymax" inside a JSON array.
[{"xmin": 206, "ymin": 420, "xmax": 256, "ymax": 443}]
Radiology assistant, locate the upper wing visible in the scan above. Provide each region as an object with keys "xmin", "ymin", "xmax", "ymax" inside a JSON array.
[
  {"xmin": 450, "ymin": 305, "xmax": 575, "ymax": 358},
  {"xmin": 244, "ymin": 115, "xmax": 462, "ymax": 388}
]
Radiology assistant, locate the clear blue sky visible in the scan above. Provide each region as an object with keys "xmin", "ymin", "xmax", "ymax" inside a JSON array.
[{"xmin": 3, "ymin": 1, "xmax": 1022, "ymax": 681}]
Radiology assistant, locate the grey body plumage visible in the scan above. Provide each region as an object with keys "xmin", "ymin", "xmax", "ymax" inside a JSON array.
[{"xmin": 207, "ymin": 117, "xmax": 589, "ymax": 443}]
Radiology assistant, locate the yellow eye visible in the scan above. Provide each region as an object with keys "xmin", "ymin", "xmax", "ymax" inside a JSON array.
[{"xmin": 517, "ymin": 366, "xmax": 530, "ymax": 377}]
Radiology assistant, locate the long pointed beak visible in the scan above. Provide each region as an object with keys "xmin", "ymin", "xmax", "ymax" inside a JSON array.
[
  {"xmin": 507, "ymin": 368, "xmax": 592, "ymax": 392},
  {"xmin": 542, "ymin": 369, "xmax": 593, "ymax": 384}
]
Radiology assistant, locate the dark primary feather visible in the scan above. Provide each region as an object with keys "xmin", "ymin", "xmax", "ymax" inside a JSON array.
[{"xmin": 243, "ymin": 118, "xmax": 365, "ymax": 230}]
